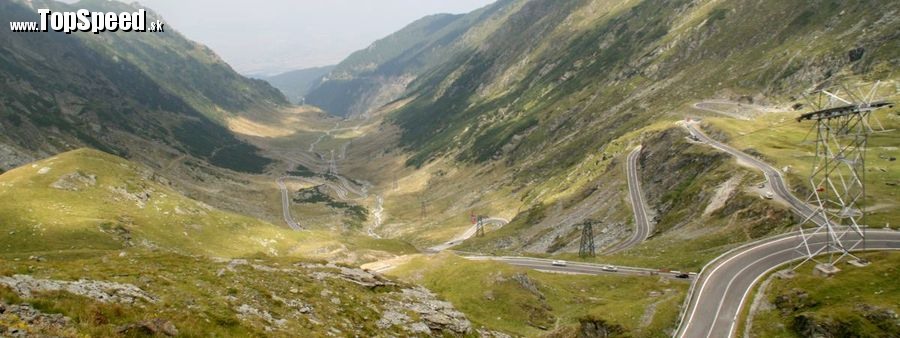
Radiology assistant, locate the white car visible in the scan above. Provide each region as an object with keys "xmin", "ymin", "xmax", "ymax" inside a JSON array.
[
  {"xmin": 764, "ymin": 192, "xmax": 774, "ymax": 200},
  {"xmin": 601, "ymin": 265, "xmax": 618, "ymax": 272},
  {"xmin": 551, "ymin": 260, "xmax": 567, "ymax": 267}
]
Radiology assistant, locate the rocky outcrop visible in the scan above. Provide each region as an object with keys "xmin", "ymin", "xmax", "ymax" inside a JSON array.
[
  {"xmin": 0, "ymin": 302, "xmax": 75, "ymax": 337},
  {"xmin": 576, "ymin": 317, "xmax": 627, "ymax": 338},
  {"xmin": 220, "ymin": 260, "xmax": 473, "ymax": 336},
  {"xmin": 0, "ymin": 275, "xmax": 157, "ymax": 304},
  {"xmin": 790, "ymin": 303, "xmax": 900, "ymax": 338},
  {"xmin": 107, "ymin": 185, "xmax": 152, "ymax": 209},
  {"xmin": 511, "ymin": 272, "xmax": 544, "ymax": 300},
  {"xmin": 235, "ymin": 304, "xmax": 288, "ymax": 329},
  {"xmin": 378, "ymin": 287, "xmax": 472, "ymax": 335},
  {"xmin": 49, "ymin": 172, "xmax": 97, "ymax": 191},
  {"xmin": 640, "ymin": 128, "xmax": 729, "ymax": 230},
  {"xmin": 296, "ymin": 262, "xmax": 398, "ymax": 289},
  {"xmin": 302, "ymin": 263, "xmax": 472, "ymax": 334}
]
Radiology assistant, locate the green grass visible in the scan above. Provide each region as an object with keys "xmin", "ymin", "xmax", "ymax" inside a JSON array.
[
  {"xmin": 0, "ymin": 250, "xmax": 419, "ymax": 337},
  {"xmin": 389, "ymin": 253, "xmax": 688, "ymax": 337},
  {"xmin": 705, "ymin": 104, "xmax": 900, "ymax": 227},
  {"xmin": 0, "ymin": 148, "xmax": 414, "ymax": 262},
  {"xmin": 749, "ymin": 251, "xmax": 900, "ymax": 337}
]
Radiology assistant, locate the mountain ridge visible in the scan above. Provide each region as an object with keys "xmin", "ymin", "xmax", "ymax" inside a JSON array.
[
  {"xmin": 0, "ymin": 0, "xmax": 289, "ymax": 174},
  {"xmin": 259, "ymin": 65, "xmax": 336, "ymax": 104}
]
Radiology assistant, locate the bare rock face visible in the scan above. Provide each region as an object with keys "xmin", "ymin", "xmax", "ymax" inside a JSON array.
[
  {"xmin": 49, "ymin": 171, "xmax": 97, "ymax": 191},
  {"xmin": 0, "ymin": 144, "xmax": 35, "ymax": 172},
  {"xmin": 107, "ymin": 183, "xmax": 153, "ymax": 209},
  {"xmin": 0, "ymin": 275, "xmax": 157, "ymax": 304},
  {"xmin": 512, "ymin": 272, "xmax": 544, "ymax": 300},
  {"xmin": 379, "ymin": 286, "xmax": 472, "ymax": 335},
  {"xmin": 576, "ymin": 317, "xmax": 626, "ymax": 338}
]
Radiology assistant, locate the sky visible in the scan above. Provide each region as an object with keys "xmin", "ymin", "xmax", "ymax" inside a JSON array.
[{"xmin": 126, "ymin": 0, "xmax": 496, "ymax": 76}]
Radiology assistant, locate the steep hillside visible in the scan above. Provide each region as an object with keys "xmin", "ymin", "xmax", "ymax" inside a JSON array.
[
  {"xmin": 261, "ymin": 65, "xmax": 335, "ymax": 104},
  {"xmin": 60, "ymin": 0, "xmax": 289, "ymax": 121},
  {"xmin": 330, "ymin": 0, "xmax": 899, "ymax": 254},
  {"xmin": 304, "ymin": 0, "xmax": 521, "ymax": 117},
  {"xmin": 0, "ymin": 0, "xmax": 285, "ymax": 173},
  {"xmin": 392, "ymin": 0, "xmax": 899, "ymax": 168}
]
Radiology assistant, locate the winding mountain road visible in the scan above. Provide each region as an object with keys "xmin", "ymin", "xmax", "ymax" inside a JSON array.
[
  {"xmin": 676, "ymin": 230, "xmax": 900, "ymax": 338},
  {"xmin": 692, "ymin": 101, "xmax": 778, "ymax": 121},
  {"xmin": 606, "ymin": 146, "xmax": 652, "ymax": 254},
  {"xmin": 428, "ymin": 218, "xmax": 510, "ymax": 252},
  {"xmin": 276, "ymin": 176, "xmax": 302, "ymax": 230},
  {"xmin": 683, "ymin": 122, "xmax": 825, "ymax": 226},
  {"xmin": 675, "ymin": 120, "xmax": 891, "ymax": 337}
]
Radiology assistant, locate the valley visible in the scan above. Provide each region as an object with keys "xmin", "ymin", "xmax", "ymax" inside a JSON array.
[{"xmin": 1, "ymin": 0, "xmax": 899, "ymax": 337}]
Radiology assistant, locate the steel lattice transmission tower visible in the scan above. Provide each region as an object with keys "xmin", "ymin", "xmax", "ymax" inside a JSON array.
[
  {"xmin": 794, "ymin": 81, "xmax": 894, "ymax": 267},
  {"xmin": 579, "ymin": 220, "xmax": 596, "ymax": 257},
  {"xmin": 475, "ymin": 216, "xmax": 486, "ymax": 237}
]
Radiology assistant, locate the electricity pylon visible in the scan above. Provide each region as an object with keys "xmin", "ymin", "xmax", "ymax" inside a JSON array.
[
  {"xmin": 476, "ymin": 216, "xmax": 485, "ymax": 237},
  {"xmin": 579, "ymin": 220, "xmax": 596, "ymax": 257},
  {"xmin": 794, "ymin": 81, "xmax": 894, "ymax": 267}
]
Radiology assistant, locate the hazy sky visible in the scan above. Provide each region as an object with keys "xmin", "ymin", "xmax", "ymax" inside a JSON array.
[{"xmin": 125, "ymin": 0, "xmax": 496, "ymax": 75}]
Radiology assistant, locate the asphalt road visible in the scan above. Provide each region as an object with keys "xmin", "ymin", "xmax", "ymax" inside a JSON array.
[
  {"xmin": 606, "ymin": 146, "xmax": 652, "ymax": 254},
  {"xmin": 677, "ymin": 121, "xmax": 892, "ymax": 337},
  {"xmin": 676, "ymin": 230, "xmax": 900, "ymax": 338},
  {"xmin": 276, "ymin": 176, "xmax": 302, "ymax": 230},
  {"xmin": 683, "ymin": 122, "xmax": 825, "ymax": 226},
  {"xmin": 428, "ymin": 218, "xmax": 509, "ymax": 252},
  {"xmin": 462, "ymin": 255, "xmax": 694, "ymax": 280}
]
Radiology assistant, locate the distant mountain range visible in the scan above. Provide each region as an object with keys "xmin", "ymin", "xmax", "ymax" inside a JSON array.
[
  {"xmin": 303, "ymin": 3, "xmax": 515, "ymax": 118},
  {"xmin": 257, "ymin": 65, "xmax": 335, "ymax": 104}
]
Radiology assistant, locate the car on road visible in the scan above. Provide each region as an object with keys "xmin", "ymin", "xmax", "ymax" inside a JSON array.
[
  {"xmin": 675, "ymin": 273, "xmax": 690, "ymax": 279},
  {"xmin": 600, "ymin": 265, "xmax": 618, "ymax": 272},
  {"xmin": 551, "ymin": 260, "xmax": 567, "ymax": 267}
]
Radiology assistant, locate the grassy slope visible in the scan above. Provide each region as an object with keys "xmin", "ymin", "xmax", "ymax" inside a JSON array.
[
  {"xmin": 339, "ymin": 0, "xmax": 898, "ymax": 254},
  {"xmin": 0, "ymin": 250, "xmax": 422, "ymax": 337},
  {"xmin": 749, "ymin": 251, "xmax": 900, "ymax": 337},
  {"xmin": 0, "ymin": 148, "xmax": 414, "ymax": 261},
  {"xmin": 704, "ymin": 99, "xmax": 900, "ymax": 227},
  {"xmin": 448, "ymin": 121, "xmax": 796, "ymax": 271},
  {"xmin": 389, "ymin": 253, "xmax": 688, "ymax": 337}
]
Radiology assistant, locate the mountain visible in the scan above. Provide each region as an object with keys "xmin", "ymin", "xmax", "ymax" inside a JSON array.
[
  {"xmin": 304, "ymin": 1, "xmax": 520, "ymax": 118},
  {"xmin": 325, "ymin": 2, "xmax": 899, "ymax": 334},
  {"xmin": 0, "ymin": 0, "xmax": 287, "ymax": 173},
  {"xmin": 389, "ymin": 0, "xmax": 899, "ymax": 167},
  {"xmin": 260, "ymin": 65, "xmax": 335, "ymax": 104},
  {"xmin": 331, "ymin": 0, "xmax": 899, "ymax": 255},
  {"xmin": 1, "ymin": 0, "xmax": 899, "ymax": 336}
]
